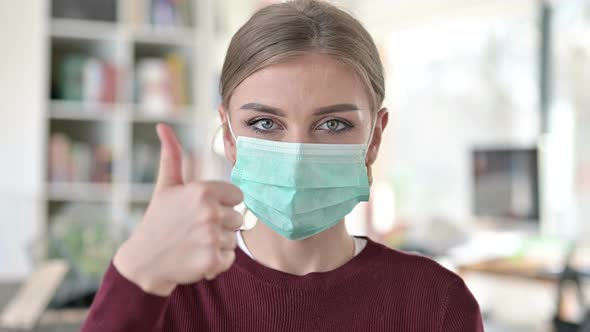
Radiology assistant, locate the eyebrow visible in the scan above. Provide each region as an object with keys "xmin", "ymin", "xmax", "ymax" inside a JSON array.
[
  {"xmin": 313, "ymin": 103, "xmax": 360, "ymax": 115},
  {"xmin": 239, "ymin": 102, "xmax": 360, "ymax": 116},
  {"xmin": 239, "ymin": 103, "xmax": 286, "ymax": 116}
]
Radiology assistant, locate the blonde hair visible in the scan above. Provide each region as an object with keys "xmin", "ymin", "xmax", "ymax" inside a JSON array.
[{"xmin": 219, "ymin": 0, "xmax": 385, "ymax": 112}]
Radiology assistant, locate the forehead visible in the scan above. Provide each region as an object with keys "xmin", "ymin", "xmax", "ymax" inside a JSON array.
[{"xmin": 229, "ymin": 53, "xmax": 370, "ymax": 111}]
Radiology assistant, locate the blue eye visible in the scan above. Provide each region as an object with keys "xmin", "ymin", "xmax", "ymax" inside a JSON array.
[
  {"xmin": 318, "ymin": 119, "xmax": 351, "ymax": 132},
  {"xmin": 248, "ymin": 118, "xmax": 279, "ymax": 132}
]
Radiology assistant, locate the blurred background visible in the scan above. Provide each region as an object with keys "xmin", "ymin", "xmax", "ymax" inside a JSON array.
[{"xmin": 0, "ymin": 0, "xmax": 589, "ymax": 331}]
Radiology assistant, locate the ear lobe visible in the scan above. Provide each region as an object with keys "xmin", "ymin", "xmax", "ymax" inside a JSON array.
[
  {"xmin": 365, "ymin": 107, "xmax": 389, "ymax": 167},
  {"xmin": 365, "ymin": 126, "xmax": 381, "ymax": 166},
  {"xmin": 365, "ymin": 145, "xmax": 378, "ymax": 167}
]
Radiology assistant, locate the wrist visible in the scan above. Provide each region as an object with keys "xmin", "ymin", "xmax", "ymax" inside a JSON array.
[{"xmin": 113, "ymin": 239, "xmax": 176, "ymax": 297}]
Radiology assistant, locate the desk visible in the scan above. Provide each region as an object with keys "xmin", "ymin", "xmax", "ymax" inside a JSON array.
[
  {"xmin": 458, "ymin": 257, "xmax": 559, "ymax": 283},
  {"xmin": 459, "ymin": 256, "xmax": 590, "ymax": 332},
  {"xmin": 0, "ymin": 283, "xmax": 85, "ymax": 332}
]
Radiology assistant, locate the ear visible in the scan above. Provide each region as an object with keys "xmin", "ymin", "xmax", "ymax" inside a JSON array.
[
  {"xmin": 217, "ymin": 104, "xmax": 237, "ymax": 164},
  {"xmin": 365, "ymin": 107, "xmax": 389, "ymax": 167}
]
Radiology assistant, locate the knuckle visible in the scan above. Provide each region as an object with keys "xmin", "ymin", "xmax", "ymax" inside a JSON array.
[
  {"xmin": 202, "ymin": 224, "xmax": 220, "ymax": 246},
  {"xmin": 185, "ymin": 182, "xmax": 209, "ymax": 202},
  {"xmin": 210, "ymin": 208, "xmax": 221, "ymax": 222},
  {"xmin": 196, "ymin": 184, "xmax": 214, "ymax": 201},
  {"xmin": 200, "ymin": 206, "xmax": 219, "ymax": 223}
]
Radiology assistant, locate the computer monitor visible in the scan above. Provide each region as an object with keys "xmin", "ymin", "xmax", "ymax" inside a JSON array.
[{"xmin": 472, "ymin": 147, "xmax": 540, "ymax": 222}]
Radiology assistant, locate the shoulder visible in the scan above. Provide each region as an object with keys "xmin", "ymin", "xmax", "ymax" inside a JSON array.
[
  {"xmin": 365, "ymin": 237, "xmax": 469, "ymax": 297},
  {"xmin": 366, "ymin": 238, "xmax": 483, "ymax": 329},
  {"xmin": 368, "ymin": 237, "xmax": 461, "ymax": 284}
]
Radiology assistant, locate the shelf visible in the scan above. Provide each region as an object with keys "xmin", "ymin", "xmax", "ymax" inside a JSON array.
[
  {"xmin": 51, "ymin": 18, "xmax": 119, "ymax": 40},
  {"xmin": 129, "ymin": 183, "xmax": 155, "ymax": 202},
  {"xmin": 49, "ymin": 100, "xmax": 117, "ymax": 121},
  {"xmin": 132, "ymin": 107, "xmax": 194, "ymax": 124},
  {"xmin": 48, "ymin": 101, "xmax": 196, "ymax": 124},
  {"xmin": 130, "ymin": 25, "xmax": 196, "ymax": 46},
  {"xmin": 50, "ymin": 18, "xmax": 196, "ymax": 45},
  {"xmin": 24, "ymin": 0, "xmax": 214, "ymax": 272},
  {"xmin": 47, "ymin": 182, "xmax": 113, "ymax": 202}
]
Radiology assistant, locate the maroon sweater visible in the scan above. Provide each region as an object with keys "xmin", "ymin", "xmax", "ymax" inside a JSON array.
[{"xmin": 81, "ymin": 236, "xmax": 483, "ymax": 331}]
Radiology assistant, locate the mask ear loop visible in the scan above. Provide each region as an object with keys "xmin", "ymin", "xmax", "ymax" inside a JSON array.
[
  {"xmin": 226, "ymin": 111, "xmax": 252, "ymax": 223},
  {"xmin": 226, "ymin": 111, "xmax": 238, "ymax": 142}
]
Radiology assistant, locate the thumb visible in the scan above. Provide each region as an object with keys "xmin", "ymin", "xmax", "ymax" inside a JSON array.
[{"xmin": 155, "ymin": 123, "xmax": 184, "ymax": 192}]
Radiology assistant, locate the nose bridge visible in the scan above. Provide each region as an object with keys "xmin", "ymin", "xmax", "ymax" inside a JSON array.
[{"xmin": 282, "ymin": 123, "xmax": 313, "ymax": 143}]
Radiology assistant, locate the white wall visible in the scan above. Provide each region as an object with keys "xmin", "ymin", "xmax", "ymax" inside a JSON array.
[
  {"xmin": 0, "ymin": 1, "xmax": 46, "ymax": 280},
  {"xmin": 372, "ymin": 1, "xmax": 539, "ymax": 222}
]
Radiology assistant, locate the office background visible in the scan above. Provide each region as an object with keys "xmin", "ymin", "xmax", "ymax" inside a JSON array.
[{"xmin": 0, "ymin": 0, "xmax": 589, "ymax": 331}]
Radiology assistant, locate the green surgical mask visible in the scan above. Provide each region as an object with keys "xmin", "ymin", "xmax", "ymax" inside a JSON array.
[{"xmin": 228, "ymin": 119, "xmax": 372, "ymax": 240}]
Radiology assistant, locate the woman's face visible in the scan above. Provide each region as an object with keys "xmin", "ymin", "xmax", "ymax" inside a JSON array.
[{"xmin": 219, "ymin": 53, "xmax": 388, "ymax": 166}]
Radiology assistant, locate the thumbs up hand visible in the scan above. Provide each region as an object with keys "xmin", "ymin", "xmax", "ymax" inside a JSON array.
[{"xmin": 113, "ymin": 124, "xmax": 244, "ymax": 296}]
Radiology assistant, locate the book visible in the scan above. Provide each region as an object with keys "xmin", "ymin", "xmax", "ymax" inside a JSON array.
[
  {"xmin": 101, "ymin": 62, "xmax": 117, "ymax": 104},
  {"xmin": 127, "ymin": 0, "xmax": 146, "ymax": 26},
  {"xmin": 71, "ymin": 142, "xmax": 92, "ymax": 183},
  {"xmin": 136, "ymin": 58, "xmax": 174, "ymax": 114},
  {"xmin": 149, "ymin": 0, "xmax": 192, "ymax": 27},
  {"xmin": 48, "ymin": 133, "xmax": 73, "ymax": 182},
  {"xmin": 136, "ymin": 54, "xmax": 188, "ymax": 114},
  {"xmin": 151, "ymin": 0, "xmax": 176, "ymax": 27},
  {"xmin": 59, "ymin": 55, "xmax": 87, "ymax": 101},
  {"xmin": 48, "ymin": 133, "xmax": 112, "ymax": 183},
  {"xmin": 176, "ymin": 0, "xmax": 193, "ymax": 27},
  {"xmin": 83, "ymin": 58, "xmax": 102, "ymax": 103},
  {"xmin": 92, "ymin": 145, "xmax": 112, "ymax": 183},
  {"xmin": 166, "ymin": 53, "xmax": 188, "ymax": 107},
  {"xmin": 57, "ymin": 55, "xmax": 118, "ymax": 105}
]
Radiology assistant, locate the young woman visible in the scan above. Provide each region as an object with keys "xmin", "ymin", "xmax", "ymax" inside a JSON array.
[{"xmin": 81, "ymin": 0, "xmax": 483, "ymax": 331}]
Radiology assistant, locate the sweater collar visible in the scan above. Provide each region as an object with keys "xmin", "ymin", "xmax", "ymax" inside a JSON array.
[{"xmin": 232, "ymin": 236, "xmax": 386, "ymax": 290}]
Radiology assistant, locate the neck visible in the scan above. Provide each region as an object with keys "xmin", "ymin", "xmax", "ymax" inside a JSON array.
[{"xmin": 241, "ymin": 220, "xmax": 355, "ymax": 276}]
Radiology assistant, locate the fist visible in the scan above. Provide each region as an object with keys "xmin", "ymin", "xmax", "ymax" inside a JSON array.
[{"xmin": 113, "ymin": 124, "xmax": 243, "ymax": 296}]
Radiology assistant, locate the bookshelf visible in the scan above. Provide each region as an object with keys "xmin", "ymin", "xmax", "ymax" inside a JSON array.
[{"xmin": 42, "ymin": 0, "xmax": 219, "ymax": 278}]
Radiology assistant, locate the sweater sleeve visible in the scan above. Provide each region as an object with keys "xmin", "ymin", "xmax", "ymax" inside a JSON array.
[
  {"xmin": 439, "ymin": 279, "xmax": 484, "ymax": 332},
  {"xmin": 80, "ymin": 261, "xmax": 170, "ymax": 332}
]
